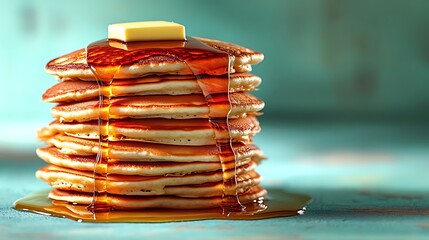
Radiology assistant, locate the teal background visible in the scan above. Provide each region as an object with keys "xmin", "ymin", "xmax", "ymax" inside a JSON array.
[
  {"xmin": 1, "ymin": 0, "xmax": 429, "ymax": 123},
  {"xmin": 1, "ymin": 1, "xmax": 429, "ymax": 239}
]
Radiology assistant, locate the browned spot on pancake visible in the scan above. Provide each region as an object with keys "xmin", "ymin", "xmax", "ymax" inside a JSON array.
[
  {"xmin": 38, "ymin": 147, "xmax": 94, "ymax": 163},
  {"xmin": 42, "ymin": 81, "xmax": 99, "ymax": 102},
  {"xmin": 54, "ymin": 99, "xmax": 100, "ymax": 113},
  {"xmin": 229, "ymin": 92, "xmax": 264, "ymax": 107},
  {"xmin": 196, "ymin": 37, "xmax": 263, "ymax": 61},
  {"xmin": 45, "ymin": 49, "xmax": 87, "ymax": 72},
  {"xmin": 46, "ymin": 49, "xmax": 179, "ymax": 73}
]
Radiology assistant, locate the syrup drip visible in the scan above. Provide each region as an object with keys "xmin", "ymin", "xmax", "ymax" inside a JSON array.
[
  {"xmin": 181, "ymin": 38, "xmax": 244, "ymax": 211},
  {"xmin": 85, "ymin": 45, "xmax": 119, "ymax": 215}
]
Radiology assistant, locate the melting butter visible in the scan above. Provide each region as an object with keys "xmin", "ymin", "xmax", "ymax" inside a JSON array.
[{"xmin": 108, "ymin": 21, "xmax": 186, "ymax": 42}]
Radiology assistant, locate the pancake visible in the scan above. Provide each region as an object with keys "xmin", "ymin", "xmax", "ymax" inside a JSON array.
[
  {"xmin": 43, "ymin": 73, "xmax": 262, "ymax": 103},
  {"xmin": 38, "ymin": 116, "xmax": 260, "ymax": 146},
  {"xmin": 51, "ymin": 93, "xmax": 264, "ymax": 122},
  {"xmin": 45, "ymin": 37, "xmax": 264, "ymax": 80},
  {"xmin": 36, "ymin": 163, "xmax": 259, "ymax": 196},
  {"xmin": 48, "ymin": 185, "xmax": 267, "ymax": 209},
  {"xmin": 43, "ymin": 135, "xmax": 266, "ymax": 163},
  {"xmin": 36, "ymin": 146, "xmax": 254, "ymax": 176},
  {"xmin": 36, "ymin": 28, "xmax": 268, "ymax": 214}
]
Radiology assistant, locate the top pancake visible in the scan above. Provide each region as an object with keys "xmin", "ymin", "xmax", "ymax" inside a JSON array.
[{"xmin": 45, "ymin": 37, "xmax": 264, "ymax": 80}]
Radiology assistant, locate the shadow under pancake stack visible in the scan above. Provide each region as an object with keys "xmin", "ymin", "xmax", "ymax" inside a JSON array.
[{"xmin": 35, "ymin": 36, "xmax": 269, "ymax": 219}]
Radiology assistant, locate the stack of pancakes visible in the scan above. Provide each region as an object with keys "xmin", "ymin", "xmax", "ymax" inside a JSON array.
[{"xmin": 36, "ymin": 37, "xmax": 266, "ymax": 210}]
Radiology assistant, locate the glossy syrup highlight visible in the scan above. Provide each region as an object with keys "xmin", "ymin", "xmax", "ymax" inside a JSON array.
[
  {"xmin": 85, "ymin": 41, "xmax": 120, "ymax": 215},
  {"xmin": 183, "ymin": 38, "xmax": 244, "ymax": 211}
]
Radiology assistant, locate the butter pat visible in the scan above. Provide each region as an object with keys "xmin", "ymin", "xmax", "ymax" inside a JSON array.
[{"xmin": 108, "ymin": 21, "xmax": 186, "ymax": 42}]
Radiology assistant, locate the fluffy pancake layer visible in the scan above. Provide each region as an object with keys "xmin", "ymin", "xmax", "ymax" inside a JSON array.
[
  {"xmin": 51, "ymin": 92, "xmax": 264, "ymax": 122},
  {"xmin": 45, "ymin": 37, "xmax": 263, "ymax": 80},
  {"xmin": 38, "ymin": 116, "xmax": 260, "ymax": 146},
  {"xmin": 37, "ymin": 146, "xmax": 256, "ymax": 176},
  {"xmin": 36, "ymin": 162, "xmax": 259, "ymax": 196},
  {"xmin": 41, "ymin": 135, "xmax": 266, "ymax": 163},
  {"xmin": 43, "ymin": 74, "xmax": 261, "ymax": 102}
]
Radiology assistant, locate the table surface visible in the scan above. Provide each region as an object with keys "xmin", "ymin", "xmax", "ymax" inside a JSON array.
[{"xmin": 1, "ymin": 121, "xmax": 429, "ymax": 240}]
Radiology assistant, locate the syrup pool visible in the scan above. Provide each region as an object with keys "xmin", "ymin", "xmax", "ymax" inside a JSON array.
[{"xmin": 13, "ymin": 188, "xmax": 311, "ymax": 222}]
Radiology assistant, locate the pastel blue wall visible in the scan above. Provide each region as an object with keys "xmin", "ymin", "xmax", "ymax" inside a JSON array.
[{"xmin": 1, "ymin": 0, "xmax": 429, "ymax": 125}]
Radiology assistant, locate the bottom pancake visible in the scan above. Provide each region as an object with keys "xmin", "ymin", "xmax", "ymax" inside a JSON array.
[{"xmin": 49, "ymin": 185, "xmax": 267, "ymax": 210}]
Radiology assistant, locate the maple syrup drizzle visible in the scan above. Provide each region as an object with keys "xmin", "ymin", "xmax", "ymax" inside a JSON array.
[
  {"xmin": 85, "ymin": 42, "xmax": 119, "ymax": 215},
  {"xmin": 180, "ymin": 38, "xmax": 244, "ymax": 211}
]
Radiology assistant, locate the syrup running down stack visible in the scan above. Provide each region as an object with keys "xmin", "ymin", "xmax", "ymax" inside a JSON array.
[{"xmin": 13, "ymin": 23, "xmax": 311, "ymax": 222}]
